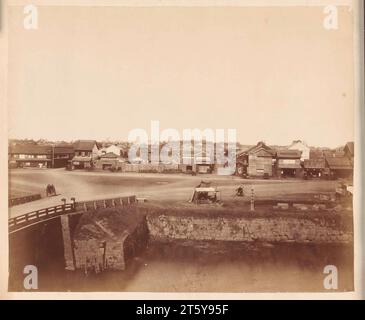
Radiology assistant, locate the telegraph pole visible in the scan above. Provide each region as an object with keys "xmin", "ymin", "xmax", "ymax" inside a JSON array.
[{"xmin": 250, "ymin": 186, "xmax": 255, "ymax": 212}]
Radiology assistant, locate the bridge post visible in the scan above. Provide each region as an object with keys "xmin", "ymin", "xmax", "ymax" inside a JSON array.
[
  {"xmin": 71, "ymin": 197, "xmax": 76, "ymax": 210},
  {"xmin": 60, "ymin": 215, "xmax": 75, "ymax": 271}
]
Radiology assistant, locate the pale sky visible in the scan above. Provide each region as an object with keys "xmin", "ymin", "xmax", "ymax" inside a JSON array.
[{"xmin": 7, "ymin": 5, "xmax": 354, "ymax": 148}]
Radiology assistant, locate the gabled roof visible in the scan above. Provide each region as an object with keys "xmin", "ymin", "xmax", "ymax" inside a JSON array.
[
  {"xmin": 344, "ymin": 142, "xmax": 354, "ymax": 156},
  {"xmin": 73, "ymin": 140, "xmax": 97, "ymax": 151},
  {"xmin": 240, "ymin": 142, "xmax": 276, "ymax": 157},
  {"xmin": 276, "ymin": 149, "xmax": 302, "ymax": 159},
  {"xmin": 325, "ymin": 156, "xmax": 352, "ymax": 170},
  {"xmin": 9, "ymin": 144, "xmax": 52, "ymax": 155}
]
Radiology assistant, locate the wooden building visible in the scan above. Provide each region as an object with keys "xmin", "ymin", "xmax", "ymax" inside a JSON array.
[
  {"xmin": 53, "ymin": 144, "xmax": 74, "ymax": 168},
  {"xmin": 237, "ymin": 142, "xmax": 276, "ymax": 178},
  {"xmin": 325, "ymin": 155, "xmax": 353, "ymax": 179},
  {"xmin": 96, "ymin": 152, "xmax": 125, "ymax": 171},
  {"xmin": 303, "ymin": 158, "xmax": 326, "ymax": 178},
  {"xmin": 236, "ymin": 149, "xmax": 249, "ymax": 177},
  {"xmin": 71, "ymin": 140, "xmax": 99, "ymax": 169},
  {"xmin": 343, "ymin": 141, "xmax": 354, "ymax": 165},
  {"xmin": 8, "ymin": 144, "xmax": 52, "ymax": 168},
  {"xmin": 276, "ymin": 150, "xmax": 302, "ymax": 178},
  {"xmin": 179, "ymin": 142, "xmax": 215, "ymax": 174}
]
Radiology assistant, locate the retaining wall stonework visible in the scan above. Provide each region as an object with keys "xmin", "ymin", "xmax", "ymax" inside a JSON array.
[{"xmin": 146, "ymin": 214, "xmax": 352, "ymax": 244}]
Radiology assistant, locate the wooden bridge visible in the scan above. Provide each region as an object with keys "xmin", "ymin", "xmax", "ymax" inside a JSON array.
[{"xmin": 8, "ymin": 195, "xmax": 136, "ymax": 233}]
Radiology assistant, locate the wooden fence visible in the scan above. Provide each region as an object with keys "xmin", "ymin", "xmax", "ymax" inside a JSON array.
[{"xmin": 121, "ymin": 163, "xmax": 180, "ymax": 173}]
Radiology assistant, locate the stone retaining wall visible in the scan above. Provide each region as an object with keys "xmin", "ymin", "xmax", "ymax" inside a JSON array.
[{"xmin": 146, "ymin": 213, "xmax": 352, "ymax": 244}]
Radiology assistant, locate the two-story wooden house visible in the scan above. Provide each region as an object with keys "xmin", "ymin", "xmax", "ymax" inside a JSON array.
[
  {"xmin": 9, "ymin": 144, "xmax": 53, "ymax": 168},
  {"xmin": 237, "ymin": 142, "xmax": 276, "ymax": 178},
  {"xmin": 71, "ymin": 140, "xmax": 99, "ymax": 169},
  {"xmin": 53, "ymin": 143, "xmax": 75, "ymax": 168},
  {"xmin": 275, "ymin": 149, "xmax": 302, "ymax": 178}
]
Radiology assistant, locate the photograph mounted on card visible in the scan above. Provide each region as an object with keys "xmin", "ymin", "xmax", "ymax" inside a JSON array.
[{"xmin": 1, "ymin": 0, "xmax": 363, "ymax": 298}]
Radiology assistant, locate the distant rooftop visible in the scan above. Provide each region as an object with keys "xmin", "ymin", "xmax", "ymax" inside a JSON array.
[{"xmin": 73, "ymin": 140, "xmax": 97, "ymax": 151}]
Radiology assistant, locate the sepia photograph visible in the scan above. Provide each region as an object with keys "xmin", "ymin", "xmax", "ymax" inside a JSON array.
[{"xmin": 1, "ymin": 0, "xmax": 364, "ymax": 298}]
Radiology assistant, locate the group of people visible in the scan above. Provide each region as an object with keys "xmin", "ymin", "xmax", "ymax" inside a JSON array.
[
  {"xmin": 46, "ymin": 184, "xmax": 57, "ymax": 197},
  {"xmin": 236, "ymin": 184, "xmax": 245, "ymax": 197}
]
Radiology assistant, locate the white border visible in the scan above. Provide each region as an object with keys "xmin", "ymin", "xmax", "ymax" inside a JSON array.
[{"xmin": 0, "ymin": 0, "xmax": 363, "ymax": 300}]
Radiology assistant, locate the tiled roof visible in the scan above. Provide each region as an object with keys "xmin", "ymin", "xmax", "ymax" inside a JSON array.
[
  {"xmin": 309, "ymin": 149, "xmax": 324, "ymax": 159},
  {"xmin": 304, "ymin": 159, "xmax": 326, "ymax": 169},
  {"xmin": 54, "ymin": 144, "xmax": 74, "ymax": 154},
  {"xmin": 325, "ymin": 156, "xmax": 352, "ymax": 170},
  {"xmin": 9, "ymin": 144, "xmax": 52, "ymax": 155},
  {"xmin": 243, "ymin": 142, "xmax": 276, "ymax": 156},
  {"xmin": 73, "ymin": 140, "xmax": 97, "ymax": 151},
  {"xmin": 276, "ymin": 149, "xmax": 302, "ymax": 159}
]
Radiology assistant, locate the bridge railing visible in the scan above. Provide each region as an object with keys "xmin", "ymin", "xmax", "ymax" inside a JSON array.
[
  {"xmin": 9, "ymin": 203, "xmax": 75, "ymax": 232},
  {"xmin": 75, "ymin": 195, "xmax": 136, "ymax": 212},
  {"xmin": 9, "ymin": 195, "xmax": 137, "ymax": 233}
]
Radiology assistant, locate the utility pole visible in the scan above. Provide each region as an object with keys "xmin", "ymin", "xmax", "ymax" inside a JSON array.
[
  {"xmin": 250, "ymin": 186, "xmax": 255, "ymax": 212},
  {"xmin": 52, "ymin": 144, "xmax": 55, "ymax": 168}
]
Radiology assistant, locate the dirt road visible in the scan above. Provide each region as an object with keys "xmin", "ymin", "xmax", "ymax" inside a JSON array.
[{"xmin": 9, "ymin": 168, "xmax": 337, "ymax": 217}]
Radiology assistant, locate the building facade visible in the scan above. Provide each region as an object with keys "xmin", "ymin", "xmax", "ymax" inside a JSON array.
[
  {"xmin": 53, "ymin": 144, "xmax": 75, "ymax": 168},
  {"xmin": 275, "ymin": 150, "xmax": 302, "ymax": 178},
  {"xmin": 303, "ymin": 158, "xmax": 326, "ymax": 178},
  {"xmin": 325, "ymin": 155, "xmax": 353, "ymax": 179},
  {"xmin": 242, "ymin": 142, "xmax": 276, "ymax": 178},
  {"xmin": 71, "ymin": 140, "xmax": 99, "ymax": 169},
  {"xmin": 9, "ymin": 144, "xmax": 52, "ymax": 168}
]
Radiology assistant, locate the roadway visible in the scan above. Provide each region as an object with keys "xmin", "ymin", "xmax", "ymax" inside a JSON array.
[{"xmin": 9, "ymin": 168, "xmax": 337, "ymax": 218}]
